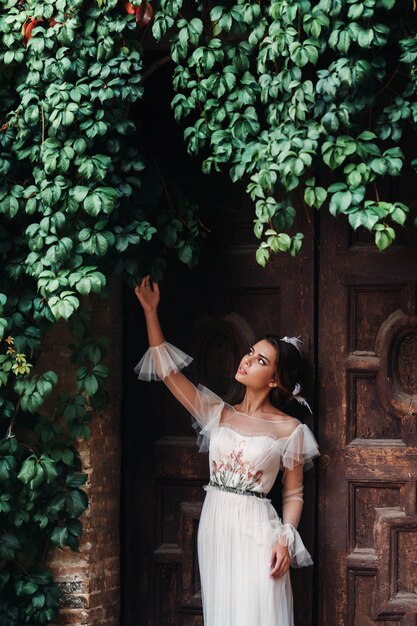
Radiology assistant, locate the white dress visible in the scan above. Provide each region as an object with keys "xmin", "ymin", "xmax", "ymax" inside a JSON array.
[{"xmin": 135, "ymin": 342, "xmax": 320, "ymax": 626}]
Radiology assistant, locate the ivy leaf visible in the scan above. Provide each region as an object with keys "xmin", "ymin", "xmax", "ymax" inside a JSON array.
[
  {"xmin": 391, "ymin": 203, "xmax": 408, "ymax": 226},
  {"xmin": 47, "ymin": 292, "xmax": 80, "ymax": 320},
  {"xmin": 374, "ymin": 224, "xmax": 396, "ymax": 250},
  {"xmin": 50, "ymin": 526, "xmax": 69, "ymax": 549},
  {"xmin": 0, "ymin": 534, "xmax": 20, "ymax": 560},
  {"xmin": 39, "ymin": 455, "xmax": 58, "ymax": 483},
  {"xmin": 255, "ymin": 246, "xmax": 269, "ymax": 267},
  {"xmin": 65, "ymin": 489, "xmax": 88, "ymax": 517},
  {"xmin": 66, "ymin": 473, "xmax": 88, "ymax": 489},
  {"xmin": 17, "ymin": 458, "xmax": 37, "ymax": 484},
  {"xmin": 0, "ymin": 494, "xmax": 11, "ymax": 513}
]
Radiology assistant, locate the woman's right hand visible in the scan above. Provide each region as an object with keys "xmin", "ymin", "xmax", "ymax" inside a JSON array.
[
  {"xmin": 134, "ymin": 275, "xmax": 160, "ymax": 315},
  {"xmin": 270, "ymin": 543, "xmax": 291, "ymax": 579}
]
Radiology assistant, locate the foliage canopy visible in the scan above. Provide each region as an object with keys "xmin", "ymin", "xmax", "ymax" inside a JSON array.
[{"xmin": 154, "ymin": 0, "xmax": 417, "ymax": 263}]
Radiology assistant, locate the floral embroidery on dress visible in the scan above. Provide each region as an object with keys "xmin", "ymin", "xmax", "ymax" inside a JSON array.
[{"xmin": 210, "ymin": 443, "xmax": 264, "ymax": 491}]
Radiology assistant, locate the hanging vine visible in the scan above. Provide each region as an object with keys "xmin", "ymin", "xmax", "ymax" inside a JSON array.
[
  {"xmin": 0, "ymin": 0, "xmax": 203, "ymax": 622},
  {"xmin": 153, "ymin": 0, "xmax": 417, "ymax": 264}
]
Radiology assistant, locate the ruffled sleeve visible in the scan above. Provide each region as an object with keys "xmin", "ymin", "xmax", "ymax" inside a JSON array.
[
  {"xmin": 190, "ymin": 384, "xmax": 224, "ymax": 453},
  {"xmin": 134, "ymin": 342, "xmax": 224, "ymax": 451},
  {"xmin": 281, "ymin": 423, "xmax": 319, "ymax": 471},
  {"xmin": 244, "ymin": 502, "xmax": 314, "ymax": 568},
  {"xmin": 269, "ymin": 423, "xmax": 319, "ymax": 566},
  {"xmin": 134, "ymin": 342, "xmax": 193, "ymax": 381},
  {"xmin": 271, "ymin": 520, "xmax": 313, "ymax": 568}
]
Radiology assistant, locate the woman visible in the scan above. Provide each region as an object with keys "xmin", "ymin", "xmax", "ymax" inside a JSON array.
[{"xmin": 134, "ymin": 275, "xmax": 319, "ymax": 626}]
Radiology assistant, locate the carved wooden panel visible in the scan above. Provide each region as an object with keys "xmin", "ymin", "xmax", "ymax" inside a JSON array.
[
  {"xmin": 347, "ymin": 373, "xmax": 401, "ymax": 441},
  {"xmin": 376, "ymin": 310, "xmax": 417, "ymax": 426},
  {"xmin": 346, "ymin": 310, "xmax": 417, "ymax": 445},
  {"xmin": 152, "ymin": 495, "xmax": 203, "ymax": 624},
  {"xmin": 373, "ymin": 508, "xmax": 417, "ymax": 620},
  {"xmin": 346, "ymin": 481, "xmax": 417, "ymax": 623},
  {"xmin": 320, "ymin": 207, "xmax": 417, "ymax": 626},
  {"xmin": 348, "ymin": 481, "xmax": 404, "ymax": 551},
  {"xmin": 348, "ymin": 285, "xmax": 408, "ymax": 351},
  {"xmin": 230, "ymin": 286, "xmax": 281, "ymax": 340}
]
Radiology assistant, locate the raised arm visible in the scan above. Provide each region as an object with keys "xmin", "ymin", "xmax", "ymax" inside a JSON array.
[
  {"xmin": 134, "ymin": 275, "xmax": 164, "ymax": 347},
  {"xmin": 134, "ymin": 277, "xmax": 223, "ymax": 429}
]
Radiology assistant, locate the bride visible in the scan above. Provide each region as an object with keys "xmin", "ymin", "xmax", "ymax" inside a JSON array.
[{"xmin": 134, "ymin": 275, "xmax": 319, "ymax": 626}]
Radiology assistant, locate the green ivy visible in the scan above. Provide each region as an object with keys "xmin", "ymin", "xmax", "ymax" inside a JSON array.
[
  {"xmin": 154, "ymin": 0, "xmax": 417, "ymax": 263},
  {"xmin": 0, "ymin": 0, "xmax": 204, "ymax": 622},
  {"xmin": 3, "ymin": 0, "xmax": 417, "ymax": 622}
]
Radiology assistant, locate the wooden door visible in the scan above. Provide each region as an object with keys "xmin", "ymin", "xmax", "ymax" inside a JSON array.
[
  {"xmin": 122, "ymin": 204, "xmax": 317, "ymax": 626},
  {"xmin": 123, "ymin": 47, "xmax": 417, "ymax": 626},
  {"xmin": 121, "ymin": 58, "xmax": 318, "ymax": 624},
  {"xmin": 319, "ymin": 208, "xmax": 417, "ymax": 626}
]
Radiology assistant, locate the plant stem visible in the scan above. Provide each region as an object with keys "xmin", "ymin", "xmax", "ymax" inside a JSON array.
[{"xmin": 141, "ymin": 54, "xmax": 172, "ymax": 83}]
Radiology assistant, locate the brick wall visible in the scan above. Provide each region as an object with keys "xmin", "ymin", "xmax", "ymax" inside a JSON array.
[{"xmin": 41, "ymin": 280, "xmax": 122, "ymax": 626}]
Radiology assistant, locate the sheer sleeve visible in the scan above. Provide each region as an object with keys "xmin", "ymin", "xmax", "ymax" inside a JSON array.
[
  {"xmin": 282, "ymin": 463, "xmax": 304, "ymax": 528},
  {"xmin": 134, "ymin": 342, "xmax": 193, "ymax": 381},
  {"xmin": 280, "ymin": 423, "xmax": 319, "ymax": 528},
  {"xmin": 134, "ymin": 342, "xmax": 224, "ymax": 451},
  {"xmin": 271, "ymin": 423, "xmax": 319, "ymax": 567},
  {"xmin": 281, "ymin": 423, "xmax": 319, "ymax": 471}
]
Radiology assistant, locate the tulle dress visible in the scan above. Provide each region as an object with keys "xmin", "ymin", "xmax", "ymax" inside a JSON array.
[{"xmin": 135, "ymin": 342, "xmax": 320, "ymax": 626}]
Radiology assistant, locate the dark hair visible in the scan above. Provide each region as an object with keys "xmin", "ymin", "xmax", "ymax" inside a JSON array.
[{"xmin": 263, "ymin": 334, "xmax": 303, "ymax": 411}]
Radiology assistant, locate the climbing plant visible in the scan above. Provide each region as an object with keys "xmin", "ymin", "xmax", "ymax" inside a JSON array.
[
  {"xmin": 2, "ymin": 0, "xmax": 417, "ymax": 623},
  {"xmin": 0, "ymin": 0, "xmax": 203, "ymax": 623},
  {"xmin": 153, "ymin": 0, "xmax": 417, "ymax": 264}
]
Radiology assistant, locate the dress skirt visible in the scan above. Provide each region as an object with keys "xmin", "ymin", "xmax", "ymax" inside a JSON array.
[{"xmin": 197, "ymin": 486, "xmax": 293, "ymax": 626}]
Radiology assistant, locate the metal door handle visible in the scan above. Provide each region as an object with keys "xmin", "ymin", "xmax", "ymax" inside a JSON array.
[{"xmin": 319, "ymin": 454, "xmax": 330, "ymax": 469}]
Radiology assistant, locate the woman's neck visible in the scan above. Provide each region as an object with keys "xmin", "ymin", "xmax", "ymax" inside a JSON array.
[{"xmin": 237, "ymin": 388, "xmax": 273, "ymax": 415}]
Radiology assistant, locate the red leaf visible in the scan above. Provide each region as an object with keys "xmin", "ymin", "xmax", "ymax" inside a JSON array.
[
  {"xmin": 136, "ymin": 2, "xmax": 153, "ymax": 27},
  {"xmin": 22, "ymin": 17, "xmax": 42, "ymax": 43},
  {"xmin": 124, "ymin": 1, "xmax": 136, "ymax": 14}
]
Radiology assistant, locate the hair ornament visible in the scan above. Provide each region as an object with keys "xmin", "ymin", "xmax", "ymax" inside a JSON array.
[
  {"xmin": 292, "ymin": 382, "xmax": 312, "ymax": 414},
  {"xmin": 280, "ymin": 335, "xmax": 303, "ymax": 354}
]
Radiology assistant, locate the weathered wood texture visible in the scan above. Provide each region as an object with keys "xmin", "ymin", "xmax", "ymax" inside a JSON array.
[
  {"xmin": 122, "ymin": 54, "xmax": 417, "ymax": 626},
  {"xmin": 319, "ymin": 209, "xmax": 417, "ymax": 626}
]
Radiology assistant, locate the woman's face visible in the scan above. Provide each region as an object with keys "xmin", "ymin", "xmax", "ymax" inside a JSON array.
[{"xmin": 235, "ymin": 339, "xmax": 279, "ymax": 390}]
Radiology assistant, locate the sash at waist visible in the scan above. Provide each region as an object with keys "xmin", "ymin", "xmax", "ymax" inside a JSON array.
[{"xmin": 207, "ymin": 480, "xmax": 266, "ymax": 499}]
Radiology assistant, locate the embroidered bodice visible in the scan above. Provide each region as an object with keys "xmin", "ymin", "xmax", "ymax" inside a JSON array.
[
  {"xmin": 209, "ymin": 423, "xmax": 312, "ymax": 496},
  {"xmin": 135, "ymin": 341, "xmax": 319, "ymax": 531}
]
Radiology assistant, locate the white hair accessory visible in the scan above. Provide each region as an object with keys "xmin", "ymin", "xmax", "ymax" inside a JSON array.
[
  {"xmin": 280, "ymin": 335, "xmax": 303, "ymax": 354},
  {"xmin": 292, "ymin": 382, "xmax": 312, "ymax": 414},
  {"xmin": 279, "ymin": 336, "xmax": 312, "ymax": 412}
]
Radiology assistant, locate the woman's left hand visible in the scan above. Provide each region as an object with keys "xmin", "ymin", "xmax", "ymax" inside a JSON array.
[{"xmin": 270, "ymin": 543, "xmax": 291, "ymax": 578}]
